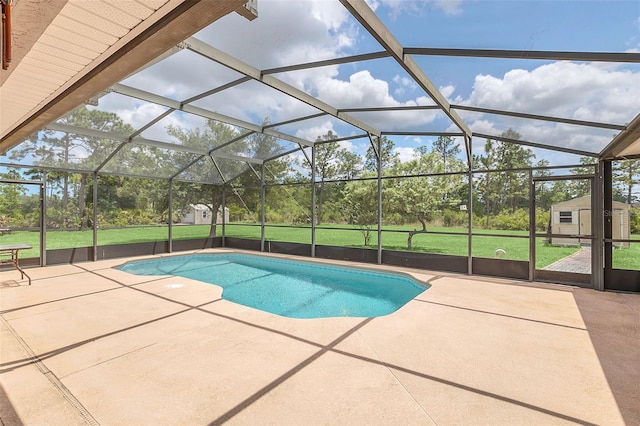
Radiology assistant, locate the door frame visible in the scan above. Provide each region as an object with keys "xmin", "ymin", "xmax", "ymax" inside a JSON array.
[
  {"xmin": 530, "ymin": 174, "xmax": 597, "ymax": 288},
  {"xmin": 0, "ymin": 178, "xmax": 45, "ymax": 266}
]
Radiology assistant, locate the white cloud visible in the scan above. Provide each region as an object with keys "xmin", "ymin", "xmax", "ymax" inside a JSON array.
[
  {"xmin": 364, "ymin": 0, "xmax": 380, "ymax": 11},
  {"xmin": 317, "ymin": 70, "xmax": 394, "ymax": 106},
  {"xmin": 393, "ymin": 74, "xmax": 419, "ymax": 96},
  {"xmin": 116, "ymin": 0, "xmax": 360, "ymax": 130},
  {"xmin": 455, "ymin": 61, "xmax": 640, "ymax": 153},
  {"xmin": 198, "ymin": 0, "xmax": 356, "ymax": 70},
  {"xmin": 464, "ymin": 62, "xmax": 639, "ymax": 124},
  {"xmin": 433, "ymin": 0, "xmax": 464, "ymax": 16},
  {"xmin": 295, "ymin": 121, "xmax": 336, "ymax": 143},
  {"xmin": 112, "ymin": 0, "xmax": 453, "ymax": 140},
  {"xmin": 377, "ymin": 0, "xmax": 465, "ymax": 18},
  {"xmin": 439, "ymin": 84, "xmax": 456, "ymax": 99},
  {"xmin": 107, "ymin": 0, "xmax": 635, "ymax": 160},
  {"xmin": 394, "ymin": 146, "xmax": 417, "ymax": 162},
  {"xmin": 315, "ymin": 70, "xmax": 439, "ymax": 130}
]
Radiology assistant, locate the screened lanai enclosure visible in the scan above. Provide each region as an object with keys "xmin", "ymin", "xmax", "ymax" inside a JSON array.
[{"xmin": 1, "ymin": 0, "xmax": 639, "ymax": 292}]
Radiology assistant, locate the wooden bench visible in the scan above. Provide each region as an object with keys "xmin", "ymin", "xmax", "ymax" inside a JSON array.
[
  {"xmin": 0, "ymin": 244, "xmax": 32, "ymax": 285},
  {"xmin": 0, "ymin": 228, "xmax": 12, "ymax": 236}
]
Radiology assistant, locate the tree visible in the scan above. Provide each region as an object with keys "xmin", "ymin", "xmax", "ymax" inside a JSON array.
[
  {"xmin": 167, "ymin": 120, "xmax": 243, "ymax": 237},
  {"xmin": 231, "ymin": 123, "xmax": 293, "ymax": 220},
  {"xmin": 0, "ymin": 170, "xmax": 27, "ymax": 227},
  {"xmin": 431, "ymin": 135, "xmax": 461, "ymax": 172},
  {"xmin": 364, "ymin": 136, "xmax": 399, "ymax": 173},
  {"xmin": 9, "ymin": 106, "xmax": 136, "ymax": 229},
  {"xmin": 302, "ymin": 131, "xmax": 361, "ymax": 224},
  {"xmin": 614, "ymin": 159, "xmax": 640, "ymax": 204},
  {"xmin": 566, "ymin": 156, "xmax": 597, "ymax": 199},
  {"xmin": 474, "ymin": 129, "xmax": 534, "ymax": 227},
  {"xmin": 473, "ymin": 139, "xmax": 500, "ymax": 227},
  {"xmin": 342, "ymin": 174, "xmax": 378, "ymax": 246},
  {"xmin": 386, "ymin": 150, "xmax": 464, "ymax": 249},
  {"xmin": 492, "ymin": 129, "xmax": 534, "ymax": 213}
]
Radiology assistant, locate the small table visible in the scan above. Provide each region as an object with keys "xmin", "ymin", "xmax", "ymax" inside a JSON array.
[{"xmin": 0, "ymin": 244, "xmax": 33, "ymax": 285}]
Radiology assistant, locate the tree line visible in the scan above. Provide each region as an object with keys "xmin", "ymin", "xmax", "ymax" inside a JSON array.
[{"xmin": 2, "ymin": 106, "xmax": 639, "ymax": 242}]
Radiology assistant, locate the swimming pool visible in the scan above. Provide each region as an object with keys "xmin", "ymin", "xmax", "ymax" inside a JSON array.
[{"xmin": 117, "ymin": 253, "xmax": 428, "ymax": 319}]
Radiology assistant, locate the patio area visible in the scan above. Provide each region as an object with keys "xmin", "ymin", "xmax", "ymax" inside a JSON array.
[{"xmin": 1, "ymin": 249, "xmax": 638, "ymax": 425}]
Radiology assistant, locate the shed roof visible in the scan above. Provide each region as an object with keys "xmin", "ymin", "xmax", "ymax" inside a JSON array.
[{"xmin": 552, "ymin": 196, "xmax": 630, "ymax": 209}]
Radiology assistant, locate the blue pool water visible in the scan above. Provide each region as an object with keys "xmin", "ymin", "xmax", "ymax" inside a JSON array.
[{"xmin": 116, "ymin": 253, "xmax": 428, "ymax": 319}]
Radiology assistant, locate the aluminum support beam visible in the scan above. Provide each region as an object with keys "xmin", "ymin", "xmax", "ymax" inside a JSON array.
[
  {"xmin": 453, "ymin": 105, "xmax": 626, "ymax": 131},
  {"xmin": 311, "ymin": 144, "xmax": 316, "ymax": 257},
  {"xmin": 592, "ymin": 163, "xmax": 604, "ymax": 290},
  {"xmin": 181, "ymin": 76, "xmax": 252, "ymax": 104},
  {"xmin": 603, "ymin": 161, "xmax": 613, "ymax": 273},
  {"xmin": 111, "ymin": 83, "xmax": 261, "ymax": 132},
  {"xmin": 260, "ymin": 164, "xmax": 266, "ymax": 252},
  {"xmin": 467, "ymin": 137, "xmax": 473, "ymax": 275},
  {"xmin": 169, "ymin": 131, "xmax": 256, "ymax": 180},
  {"xmin": 40, "ymin": 179, "xmax": 46, "ymax": 267},
  {"xmin": 262, "ymin": 51, "xmax": 390, "ymax": 75},
  {"xmin": 340, "ymin": 105, "xmax": 441, "ymax": 113},
  {"xmin": 463, "ymin": 133, "xmax": 472, "ymax": 170},
  {"xmin": 132, "ymin": 137, "xmax": 264, "ymax": 164},
  {"xmin": 264, "ymin": 129, "xmax": 315, "ymax": 147},
  {"xmin": 92, "ymin": 172, "xmax": 98, "ymax": 262},
  {"xmin": 265, "ymin": 112, "xmax": 327, "ymax": 130},
  {"xmin": 184, "ymin": 37, "xmax": 381, "ymax": 137},
  {"xmin": 372, "ymin": 134, "xmax": 382, "ymax": 264},
  {"xmin": 383, "ymin": 132, "xmax": 466, "ymax": 137},
  {"xmin": 473, "ymin": 133, "xmax": 598, "ymax": 157},
  {"xmin": 528, "ymin": 170, "xmax": 535, "ymax": 281},
  {"xmin": 339, "ymin": 0, "xmax": 471, "ymax": 137},
  {"xmin": 168, "ymin": 179, "xmax": 173, "ymax": 253},
  {"xmin": 45, "ymin": 122, "xmax": 128, "ymax": 143},
  {"xmin": 404, "ymin": 47, "xmax": 640, "ymax": 63},
  {"xmin": 222, "ymin": 186, "xmax": 226, "ymax": 247},
  {"xmin": 110, "ymin": 83, "xmax": 316, "ymax": 148}
]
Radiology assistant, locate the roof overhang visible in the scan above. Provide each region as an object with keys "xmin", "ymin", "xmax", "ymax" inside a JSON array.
[
  {"xmin": 0, "ymin": 0, "xmax": 249, "ymax": 155},
  {"xmin": 600, "ymin": 113, "xmax": 640, "ymax": 160}
]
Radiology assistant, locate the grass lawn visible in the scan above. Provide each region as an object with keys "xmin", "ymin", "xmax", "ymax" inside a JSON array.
[{"xmin": 1, "ymin": 223, "xmax": 638, "ymax": 270}]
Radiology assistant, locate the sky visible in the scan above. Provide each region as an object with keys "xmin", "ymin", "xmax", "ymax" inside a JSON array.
[{"xmin": 93, "ymin": 0, "xmax": 640, "ymax": 169}]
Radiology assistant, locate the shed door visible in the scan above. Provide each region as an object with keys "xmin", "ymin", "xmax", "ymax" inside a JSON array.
[{"xmin": 579, "ymin": 209, "xmax": 591, "ymax": 244}]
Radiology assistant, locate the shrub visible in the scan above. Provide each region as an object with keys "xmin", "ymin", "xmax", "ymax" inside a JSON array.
[
  {"xmin": 442, "ymin": 209, "xmax": 467, "ymax": 227},
  {"xmin": 630, "ymin": 208, "xmax": 640, "ymax": 234},
  {"xmin": 491, "ymin": 209, "xmax": 529, "ymax": 231}
]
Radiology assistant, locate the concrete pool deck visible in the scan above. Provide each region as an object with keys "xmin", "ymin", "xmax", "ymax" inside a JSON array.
[{"xmin": 1, "ymin": 249, "xmax": 638, "ymax": 425}]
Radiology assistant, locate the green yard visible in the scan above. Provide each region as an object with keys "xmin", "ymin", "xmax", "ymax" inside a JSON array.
[{"xmin": 1, "ymin": 223, "xmax": 638, "ymax": 270}]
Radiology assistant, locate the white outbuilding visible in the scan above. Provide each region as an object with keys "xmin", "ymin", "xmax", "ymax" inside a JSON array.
[
  {"xmin": 180, "ymin": 204, "xmax": 229, "ymax": 225},
  {"xmin": 550, "ymin": 196, "xmax": 630, "ymax": 247}
]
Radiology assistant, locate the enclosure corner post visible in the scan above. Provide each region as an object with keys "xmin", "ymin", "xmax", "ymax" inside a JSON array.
[
  {"xmin": 311, "ymin": 144, "xmax": 316, "ymax": 257},
  {"xmin": 92, "ymin": 172, "xmax": 98, "ymax": 262},
  {"xmin": 593, "ymin": 160, "xmax": 606, "ymax": 291},
  {"xmin": 374, "ymin": 133, "xmax": 382, "ymax": 264},
  {"xmin": 168, "ymin": 179, "xmax": 173, "ymax": 254},
  {"xmin": 528, "ymin": 170, "xmax": 535, "ymax": 281},
  {"xmin": 222, "ymin": 185, "xmax": 226, "ymax": 247},
  {"xmin": 40, "ymin": 174, "xmax": 46, "ymax": 267},
  {"xmin": 467, "ymin": 135, "xmax": 473, "ymax": 275},
  {"xmin": 260, "ymin": 163, "xmax": 266, "ymax": 252}
]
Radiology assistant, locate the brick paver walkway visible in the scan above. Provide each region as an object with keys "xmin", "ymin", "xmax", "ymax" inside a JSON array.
[{"xmin": 543, "ymin": 246, "xmax": 592, "ymax": 273}]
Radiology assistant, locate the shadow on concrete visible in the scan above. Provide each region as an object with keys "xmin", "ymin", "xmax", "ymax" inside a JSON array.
[
  {"xmin": 2, "ymin": 262, "xmax": 635, "ymax": 426},
  {"xmin": 0, "ymin": 382, "xmax": 24, "ymax": 426},
  {"xmin": 573, "ymin": 290, "xmax": 640, "ymax": 425}
]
